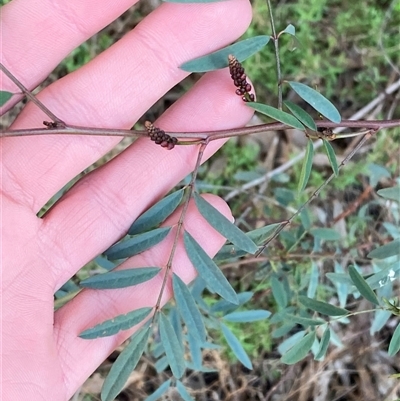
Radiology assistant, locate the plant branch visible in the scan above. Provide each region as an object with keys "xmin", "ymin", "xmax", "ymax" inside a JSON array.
[
  {"xmin": 0, "ymin": 62, "xmax": 64, "ymax": 124},
  {"xmin": 2, "ymin": 119, "xmax": 399, "ymax": 140},
  {"xmin": 152, "ymin": 140, "xmax": 209, "ymax": 322},
  {"xmin": 267, "ymin": 0, "xmax": 283, "ymax": 109},
  {"xmin": 254, "ymin": 130, "xmax": 375, "ymax": 256}
]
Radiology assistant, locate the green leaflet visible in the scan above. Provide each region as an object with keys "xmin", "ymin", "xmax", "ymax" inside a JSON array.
[
  {"xmin": 173, "ymin": 274, "xmax": 207, "ymax": 342},
  {"xmin": 105, "ymin": 227, "xmax": 171, "ymax": 260},
  {"xmin": 79, "ymin": 267, "xmax": 161, "ymax": 289},
  {"xmin": 143, "ymin": 379, "xmax": 171, "ymax": 401},
  {"xmin": 298, "ymin": 296, "xmax": 348, "ymax": 316},
  {"xmin": 176, "ymin": 380, "xmax": 195, "ymax": 401},
  {"xmin": 247, "ymin": 102, "xmax": 305, "ymax": 130},
  {"xmin": 298, "ymin": 139, "xmax": 314, "ymax": 192},
  {"xmin": 180, "ymin": 35, "xmax": 270, "ymax": 72},
  {"xmin": 281, "ymin": 331, "xmax": 316, "ymax": 364},
  {"xmin": 315, "ymin": 326, "xmax": 331, "ymax": 360},
  {"xmin": 388, "ymin": 323, "xmax": 400, "ymax": 356},
  {"xmin": 284, "ymin": 100, "xmax": 316, "ymax": 131},
  {"xmin": 271, "ymin": 277, "xmax": 288, "ymax": 309},
  {"xmin": 159, "ymin": 313, "xmax": 186, "ymax": 378},
  {"xmin": 194, "ymin": 193, "xmax": 258, "ymax": 254},
  {"xmin": 184, "ymin": 231, "xmax": 238, "ymax": 304},
  {"xmin": 288, "ymin": 81, "xmax": 341, "ymax": 123},
  {"xmin": 281, "ymin": 23, "xmax": 296, "ymax": 36},
  {"xmin": 283, "ymin": 313, "xmax": 325, "ymax": 327},
  {"xmin": 348, "ymin": 265, "xmax": 380, "ymax": 305},
  {"xmin": 322, "ymin": 139, "xmax": 339, "ymax": 176},
  {"xmin": 79, "ymin": 307, "xmax": 152, "ymax": 339},
  {"xmin": 367, "ymin": 239, "xmax": 400, "ymax": 259},
  {"xmin": 223, "ymin": 310, "xmax": 271, "ymax": 322},
  {"xmin": 101, "ymin": 326, "xmax": 150, "ymax": 401},
  {"xmin": 128, "ymin": 189, "xmax": 184, "ymax": 235},
  {"xmin": 221, "ymin": 323, "xmax": 253, "ymax": 369},
  {"xmin": 377, "ymin": 186, "xmax": 400, "ymax": 202},
  {"xmin": 310, "ymin": 228, "xmax": 341, "ymax": 241},
  {"xmin": 0, "ymin": 90, "xmax": 13, "ymax": 106}
]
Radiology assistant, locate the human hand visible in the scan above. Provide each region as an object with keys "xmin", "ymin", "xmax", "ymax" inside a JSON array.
[{"xmin": 1, "ymin": 0, "xmax": 253, "ymax": 399}]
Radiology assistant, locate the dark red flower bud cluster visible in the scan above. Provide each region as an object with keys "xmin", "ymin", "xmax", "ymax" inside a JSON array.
[
  {"xmin": 145, "ymin": 121, "xmax": 178, "ymax": 150},
  {"xmin": 228, "ymin": 55, "xmax": 255, "ymax": 102}
]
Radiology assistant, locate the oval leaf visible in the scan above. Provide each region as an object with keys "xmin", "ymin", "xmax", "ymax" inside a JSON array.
[
  {"xmin": 288, "ymin": 81, "xmax": 341, "ymax": 123},
  {"xmin": 79, "ymin": 307, "xmax": 152, "ymax": 339},
  {"xmin": 298, "ymin": 139, "xmax": 314, "ymax": 192},
  {"xmin": 180, "ymin": 35, "xmax": 270, "ymax": 72},
  {"xmin": 388, "ymin": 323, "xmax": 400, "ymax": 356},
  {"xmin": 283, "ymin": 313, "xmax": 325, "ymax": 327},
  {"xmin": 0, "ymin": 90, "xmax": 13, "ymax": 106},
  {"xmin": 223, "ymin": 310, "xmax": 271, "ymax": 322},
  {"xmin": 298, "ymin": 296, "xmax": 348, "ymax": 316},
  {"xmin": 221, "ymin": 323, "xmax": 253, "ymax": 369},
  {"xmin": 80, "ymin": 267, "xmax": 161, "ymax": 289},
  {"xmin": 367, "ymin": 239, "xmax": 400, "ymax": 259},
  {"xmin": 282, "ymin": 23, "xmax": 296, "ymax": 36},
  {"xmin": 128, "ymin": 189, "xmax": 184, "ymax": 235},
  {"xmin": 159, "ymin": 313, "xmax": 186, "ymax": 378},
  {"xmin": 105, "ymin": 227, "xmax": 171, "ymax": 260},
  {"xmin": 210, "ymin": 292, "xmax": 253, "ymax": 313},
  {"xmin": 315, "ymin": 327, "xmax": 331, "ymax": 360},
  {"xmin": 173, "ymin": 273, "xmax": 207, "ymax": 342},
  {"xmin": 247, "ymin": 102, "xmax": 305, "ymax": 130},
  {"xmin": 184, "ymin": 231, "xmax": 238, "ymax": 304},
  {"xmin": 281, "ymin": 331, "xmax": 316, "ymax": 364},
  {"xmin": 284, "ymin": 100, "xmax": 316, "ymax": 131},
  {"xmin": 377, "ymin": 186, "xmax": 400, "ymax": 202},
  {"xmin": 194, "ymin": 193, "xmax": 257, "ymax": 254},
  {"xmin": 348, "ymin": 265, "xmax": 379, "ymax": 305},
  {"xmin": 310, "ymin": 228, "xmax": 341, "ymax": 241},
  {"xmin": 271, "ymin": 277, "xmax": 288, "ymax": 309},
  {"xmin": 101, "ymin": 326, "xmax": 151, "ymax": 401},
  {"xmin": 322, "ymin": 139, "xmax": 339, "ymax": 176}
]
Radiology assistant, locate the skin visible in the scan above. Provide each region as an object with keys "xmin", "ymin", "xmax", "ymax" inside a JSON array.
[{"xmin": 1, "ymin": 0, "xmax": 254, "ymax": 399}]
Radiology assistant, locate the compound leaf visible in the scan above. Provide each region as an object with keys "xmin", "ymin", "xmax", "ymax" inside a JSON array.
[
  {"xmin": 80, "ymin": 267, "xmax": 161, "ymax": 289},
  {"xmin": 288, "ymin": 81, "xmax": 341, "ymax": 123},
  {"xmin": 80, "ymin": 307, "xmax": 152, "ymax": 339},
  {"xmin": 105, "ymin": 227, "xmax": 171, "ymax": 260},
  {"xmin": 128, "ymin": 189, "xmax": 184, "ymax": 235},
  {"xmin": 101, "ymin": 326, "xmax": 150, "ymax": 401},
  {"xmin": 180, "ymin": 35, "xmax": 270, "ymax": 72},
  {"xmin": 194, "ymin": 193, "xmax": 258, "ymax": 254},
  {"xmin": 184, "ymin": 231, "xmax": 238, "ymax": 304}
]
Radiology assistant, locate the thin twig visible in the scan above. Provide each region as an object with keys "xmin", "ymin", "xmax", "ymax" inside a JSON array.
[
  {"xmin": 254, "ymin": 130, "xmax": 374, "ymax": 256},
  {"xmin": 0, "ymin": 62, "xmax": 64, "ymax": 124},
  {"xmin": 267, "ymin": 0, "xmax": 283, "ymax": 109},
  {"xmin": 152, "ymin": 140, "xmax": 209, "ymax": 322}
]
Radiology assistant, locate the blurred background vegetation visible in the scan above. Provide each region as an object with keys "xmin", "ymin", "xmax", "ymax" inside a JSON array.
[{"xmin": 4, "ymin": 0, "xmax": 399, "ymax": 399}]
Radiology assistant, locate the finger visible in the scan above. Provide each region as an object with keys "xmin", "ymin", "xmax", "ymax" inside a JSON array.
[
  {"xmin": 43, "ymin": 68, "xmax": 254, "ymax": 290},
  {"xmin": 1, "ymin": 0, "xmax": 139, "ymax": 110},
  {"xmin": 54, "ymin": 194, "xmax": 230, "ymax": 398},
  {"xmin": 2, "ymin": 0, "xmax": 252, "ymax": 212}
]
